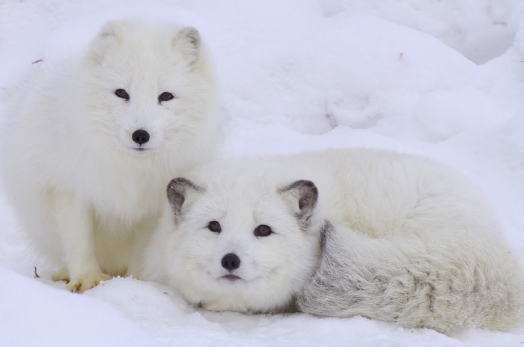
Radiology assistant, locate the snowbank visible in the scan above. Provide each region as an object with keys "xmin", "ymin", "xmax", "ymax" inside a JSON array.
[{"xmin": 0, "ymin": 268, "xmax": 160, "ymax": 347}]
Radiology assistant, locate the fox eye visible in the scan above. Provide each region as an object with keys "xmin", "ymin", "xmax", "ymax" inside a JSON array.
[
  {"xmin": 254, "ymin": 225, "xmax": 272, "ymax": 237},
  {"xmin": 115, "ymin": 89, "xmax": 129, "ymax": 100},
  {"xmin": 158, "ymin": 92, "xmax": 174, "ymax": 103},
  {"xmin": 208, "ymin": 221, "xmax": 221, "ymax": 233}
]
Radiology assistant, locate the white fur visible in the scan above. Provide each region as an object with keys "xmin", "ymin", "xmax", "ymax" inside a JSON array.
[
  {"xmin": 139, "ymin": 165, "xmax": 321, "ymax": 312},
  {"xmin": 1, "ymin": 20, "xmax": 217, "ymax": 292},
  {"xmin": 140, "ymin": 149, "xmax": 524, "ymax": 332}
]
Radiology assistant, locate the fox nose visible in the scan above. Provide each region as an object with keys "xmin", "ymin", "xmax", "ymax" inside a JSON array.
[
  {"xmin": 221, "ymin": 253, "xmax": 241, "ymax": 271},
  {"xmin": 132, "ymin": 129, "xmax": 150, "ymax": 145}
]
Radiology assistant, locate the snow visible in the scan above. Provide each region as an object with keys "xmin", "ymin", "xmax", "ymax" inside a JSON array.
[
  {"xmin": 1, "ymin": 0, "xmax": 524, "ymax": 345},
  {"xmin": 0, "ymin": 268, "xmax": 161, "ymax": 347}
]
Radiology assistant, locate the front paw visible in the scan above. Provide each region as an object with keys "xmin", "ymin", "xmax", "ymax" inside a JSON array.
[
  {"xmin": 51, "ymin": 268, "xmax": 70, "ymax": 283},
  {"xmin": 66, "ymin": 271, "xmax": 111, "ymax": 293}
]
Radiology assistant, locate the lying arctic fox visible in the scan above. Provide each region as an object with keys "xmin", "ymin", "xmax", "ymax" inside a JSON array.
[
  {"xmin": 1, "ymin": 20, "xmax": 217, "ymax": 292},
  {"xmin": 139, "ymin": 149, "xmax": 524, "ymax": 333}
]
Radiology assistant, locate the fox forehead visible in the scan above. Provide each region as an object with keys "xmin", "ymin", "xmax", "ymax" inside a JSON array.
[
  {"xmin": 187, "ymin": 187, "xmax": 263, "ymax": 222},
  {"xmin": 180, "ymin": 184, "xmax": 297, "ymax": 239},
  {"xmin": 103, "ymin": 54, "xmax": 188, "ymax": 88}
]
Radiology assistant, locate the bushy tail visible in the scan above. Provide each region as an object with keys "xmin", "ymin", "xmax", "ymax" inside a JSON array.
[{"xmin": 297, "ymin": 222, "xmax": 524, "ymax": 334}]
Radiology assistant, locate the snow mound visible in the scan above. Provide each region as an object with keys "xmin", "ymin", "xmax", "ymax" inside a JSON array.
[
  {"xmin": 0, "ymin": 268, "xmax": 160, "ymax": 347},
  {"xmin": 413, "ymin": 86, "xmax": 503, "ymax": 142},
  {"xmin": 319, "ymin": 0, "xmax": 524, "ymax": 64}
]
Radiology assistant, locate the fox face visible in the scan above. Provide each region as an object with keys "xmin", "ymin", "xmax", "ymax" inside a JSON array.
[
  {"xmin": 82, "ymin": 21, "xmax": 215, "ymax": 156},
  {"xmin": 153, "ymin": 162, "xmax": 323, "ymax": 313}
]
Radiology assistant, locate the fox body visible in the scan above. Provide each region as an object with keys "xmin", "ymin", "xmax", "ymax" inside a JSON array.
[
  {"xmin": 1, "ymin": 20, "xmax": 217, "ymax": 292},
  {"xmin": 140, "ymin": 149, "xmax": 523, "ymax": 333}
]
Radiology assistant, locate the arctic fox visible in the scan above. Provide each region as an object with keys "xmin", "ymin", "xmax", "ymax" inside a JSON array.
[
  {"xmin": 139, "ymin": 149, "xmax": 524, "ymax": 333},
  {"xmin": 1, "ymin": 20, "xmax": 217, "ymax": 292}
]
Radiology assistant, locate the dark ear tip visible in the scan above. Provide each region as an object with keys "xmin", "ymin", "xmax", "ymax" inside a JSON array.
[
  {"xmin": 305, "ymin": 181, "xmax": 318, "ymax": 195},
  {"xmin": 167, "ymin": 178, "xmax": 180, "ymax": 193},
  {"xmin": 168, "ymin": 177, "xmax": 190, "ymax": 189},
  {"xmin": 167, "ymin": 177, "xmax": 204, "ymax": 195},
  {"xmin": 297, "ymin": 180, "xmax": 316, "ymax": 189},
  {"xmin": 280, "ymin": 179, "xmax": 318, "ymax": 193},
  {"xmin": 180, "ymin": 27, "xmax": 200, "ymax": 43}
]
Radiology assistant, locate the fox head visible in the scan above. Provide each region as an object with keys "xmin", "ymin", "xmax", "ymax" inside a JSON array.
[
  {"xmin": 81, "ymin": 20, "xmax": 217, "ymax": 158},
  {"xmin": 148, "ymin": 160, "xmax": 324, "ymax": 313}
]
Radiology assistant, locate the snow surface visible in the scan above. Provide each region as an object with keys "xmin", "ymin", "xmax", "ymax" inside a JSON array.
[{"xmin": 1, "ymin": 0, "xmax": 524, "ymax": 345}]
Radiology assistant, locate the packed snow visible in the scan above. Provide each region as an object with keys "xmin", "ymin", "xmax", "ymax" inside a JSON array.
[{"xmin": 2, "ymin": 0, "xmax": 524, "ymax": 345}]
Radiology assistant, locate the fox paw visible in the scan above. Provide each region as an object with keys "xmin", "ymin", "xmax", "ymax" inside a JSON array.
[
  {"xmin": 66, "ymin": 271, "xmax": 111, "ymax": 293},
  {"xmin": 51, "ymin": 268, "xmax": 70, "ymax": 283}
]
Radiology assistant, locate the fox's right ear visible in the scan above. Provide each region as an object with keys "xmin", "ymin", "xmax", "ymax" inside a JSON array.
[
  {"xmin": 86, "ymin": 20, "xmax": 123, "ymax": 66},
  {"xmin": 172, "ymin": 27, "xmax": 201, "ymax": 65},
  {"xmin": 166, "ymin": 177, "xmax": 204, "ymax": 218}
]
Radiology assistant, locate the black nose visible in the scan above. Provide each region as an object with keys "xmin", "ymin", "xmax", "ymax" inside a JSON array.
[
  {"xmin": 221, "ymin": 253, "xmax": 240, "ymax": 271},
  {"xmin": 132, "ymin": 129, "xmax": 150, "ymax": 145}
]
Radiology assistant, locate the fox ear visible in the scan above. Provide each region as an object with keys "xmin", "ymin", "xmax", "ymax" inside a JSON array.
[
  {"xmin": 279, "ymin": 180, "xmax": 319, "ymax": 229},
  {"xmin": 172, "ymin": 27, "xmax": 201, "ymax": 65},
  {"xmin": 167, "ymin": 177, "xmax": 204, "ymax": 217},
  {"xmin": 87, "ymin": 20, "xmax": 123, "ymax": 65},
  {"xmin": 97, "ymin": 20, "xmax": 122, "ymax": 39}
]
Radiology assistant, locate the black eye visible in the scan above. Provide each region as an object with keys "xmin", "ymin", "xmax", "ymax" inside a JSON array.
[
  {"xmin": 254, "ymin": 225, "xmax": 272, "ymax": 237},
  {"xmin": 208, "ymin": 221, "xmax": 221, "ymax": 233},
  {"xmin": 158, "ymin": 92, "xmax": 174, "ymax": 103},
  {"xmin": 115, "ymin": 89, "xmax": 129, "ymax": 100}
]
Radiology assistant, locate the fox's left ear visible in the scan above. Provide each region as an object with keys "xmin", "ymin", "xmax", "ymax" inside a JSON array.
[
  {"xmin": 279, "ymin": 180, "xmax": 319, "ymax": 229},
  {"xmin": 172, "ymin": 27, "xmax": 201, "ymax": 65}
]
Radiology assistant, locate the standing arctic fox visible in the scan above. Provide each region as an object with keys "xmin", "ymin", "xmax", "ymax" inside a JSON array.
[
  {"xmin": 139, "ymin": 149, "xmax": 524, "ymax": 333},
  {"xmin": 1, "ymin": 20, "xmax": 217, "ymax": 292}
]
